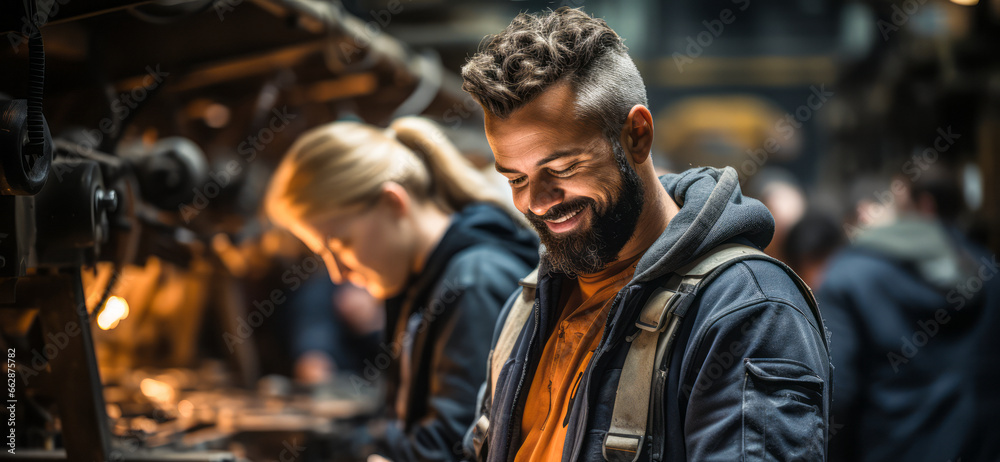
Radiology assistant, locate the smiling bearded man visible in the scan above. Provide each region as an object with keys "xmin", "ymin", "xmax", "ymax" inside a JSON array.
[
  {"xmin": 524, "ymin": 131, "xmax": 645, "ymax": 276},
  {"xmin": 460, "ymin": 7, "xmax": 832, "ymax": 462}
]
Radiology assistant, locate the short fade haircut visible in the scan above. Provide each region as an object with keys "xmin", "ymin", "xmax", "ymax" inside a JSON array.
[{"xmin": 462, "ymin": 7, "xmax": 648, "ymax": 144}]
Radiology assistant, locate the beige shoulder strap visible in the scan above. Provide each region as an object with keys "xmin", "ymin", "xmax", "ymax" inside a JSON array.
[
  {"xmin": 474, "ymin": 268, "xmax": 539, "ymax": 459},
  {"xmin": 603, "ymin": 244, "xmax": 766, "ymax": 462},
  {"xmin": 490, "ymin": 267, "xmax": 539, "ymax": 394}
]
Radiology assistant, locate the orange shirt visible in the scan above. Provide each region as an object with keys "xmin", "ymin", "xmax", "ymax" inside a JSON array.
[{"xmin": 514, "ymin": 252, "xmax": 642, "ymax": 462}]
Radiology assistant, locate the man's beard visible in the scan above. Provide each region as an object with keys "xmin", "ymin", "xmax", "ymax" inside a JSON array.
[{"xmin": 525, "ymin": 142, "xmax": 645, "ymax": 276}]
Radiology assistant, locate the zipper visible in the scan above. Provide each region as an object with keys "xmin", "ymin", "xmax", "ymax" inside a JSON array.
[
  {"xmin": 562, "ymin": 371, "xmax": 585, "ymax": 427},
  {"xmin": 565, "ymin": 286, "xmax": 633, "ymax": 462},
  {"xmin": 650, "ymin": 363, "xmax": 668, "ymax": 460}
]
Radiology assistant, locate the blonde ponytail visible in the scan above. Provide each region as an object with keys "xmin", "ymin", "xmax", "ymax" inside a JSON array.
[
  {"xmin": 389, "ymin": 116, "xmax": 506, "ymax": 213},
  {"xmin": 266, "ymin": 117, "xmax": 511, "ymax": 228}
]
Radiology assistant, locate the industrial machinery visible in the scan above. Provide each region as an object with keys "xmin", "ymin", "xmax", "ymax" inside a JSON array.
[{"xmin": 1, "ymin": 0, "xmax": 471, "ymax": 460}]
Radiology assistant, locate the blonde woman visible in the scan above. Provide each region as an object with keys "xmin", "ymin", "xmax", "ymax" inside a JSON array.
[{"xmin": 265, "ymin": 117, "xmax": 538, "ymax": 461}]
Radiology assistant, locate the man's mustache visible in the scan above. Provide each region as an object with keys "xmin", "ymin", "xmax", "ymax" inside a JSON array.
[{"xmin": 525, "ymin": 197, "xmax": 595, "ymax": 223}]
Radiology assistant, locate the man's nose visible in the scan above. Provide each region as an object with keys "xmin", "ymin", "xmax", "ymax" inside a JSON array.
[{"xmin": 528, "ymin": 178, "xmax": 563, "ymax": 217}]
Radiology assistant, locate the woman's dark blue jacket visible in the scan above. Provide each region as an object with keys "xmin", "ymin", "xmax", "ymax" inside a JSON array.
[{"xmin": 368, "ymin": 203, "xmax": 539, "ymax": 462}]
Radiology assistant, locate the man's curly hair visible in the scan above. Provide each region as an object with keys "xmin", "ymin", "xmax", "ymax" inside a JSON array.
[{"xmin": 462, "ymin": 7, "xmax": 648, "ymax": 142}]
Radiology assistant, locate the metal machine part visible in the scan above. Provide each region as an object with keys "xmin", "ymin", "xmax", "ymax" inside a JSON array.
[
  {"xmin": 0, "ymin": 149, "xmax": 233, "ymax": 461},
  {"xmin": 0, "ymin": 99, "xmax": 52, "ymax": 195},
  {"xmin": 0, "ymin": 2, "xmax": 52, "ymax": 196},
  {"xmin": 0, "ymin": 155, "xmax": 124, "ymax": 461},
  {"xmin": 4, "ymin": 273, "xmax": 115, "ymax": 462},
  {"xmin": 127, "ymin": 137, "xmax": 209, "ymax": 211},
  {"xmin": 33, "ymin": 158, "xmax": 114, "ymax": 267}
]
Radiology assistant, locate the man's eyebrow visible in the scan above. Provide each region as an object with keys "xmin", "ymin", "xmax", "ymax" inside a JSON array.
[
  {"xmin": 494, "ymin": 149, "xmax": 585, "ymax": 175},
  {"xmin": 495, "ymin": 163, "xmax": 519, "ymax": 174}
]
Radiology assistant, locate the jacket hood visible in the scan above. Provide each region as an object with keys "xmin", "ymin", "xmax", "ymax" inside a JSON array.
[
  {"xmin": 852, "ymin": 216, "xmax": 978, "ymax": 290},
  {"xmin": 439, "ymin": 203, "xmax": 540, "ymax": 269},
  {"xmin": 633, "ymin": 166, "xmax": 775, "ymax": 283},
  {"xmin": 390, "ymin": 202, "xmax": 539, "ymax": 310}
]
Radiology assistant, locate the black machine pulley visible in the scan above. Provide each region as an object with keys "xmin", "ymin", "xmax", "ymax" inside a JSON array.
[{"xmin": 0, "ymin": 99, "xmax": 53, "ymax": 195}]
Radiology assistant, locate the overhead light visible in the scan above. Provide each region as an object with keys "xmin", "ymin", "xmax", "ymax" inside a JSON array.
[
  {"xmin": 950, "ymin": 0, "xmax": 978, "ymax": 5},
  {"xmin": 97, "ymin": 295, "xmax": 130, "ymax": 330}
]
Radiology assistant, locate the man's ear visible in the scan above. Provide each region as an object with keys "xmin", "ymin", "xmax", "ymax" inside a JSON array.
[
  {"xmin": 621, "ymin": 105, "xmax": 654, "ymax": 164},
  {"xmin": 381, "ymin": 182, "xmax": 411, "ymax": 218}
]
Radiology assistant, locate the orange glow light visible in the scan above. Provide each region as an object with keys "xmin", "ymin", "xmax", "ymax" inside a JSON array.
[{"xmin": 98, "ymin": 296, "xmax": 130, "ymax": 330}]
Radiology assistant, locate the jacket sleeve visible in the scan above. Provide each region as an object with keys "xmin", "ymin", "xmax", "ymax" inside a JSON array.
[
  {"xmin": 679, "ymin": 298, "xmax": 830, "ymax": 462},
  {"xmin": 375, "ymin": 247, "xmax": 529, "ymax": 462}
]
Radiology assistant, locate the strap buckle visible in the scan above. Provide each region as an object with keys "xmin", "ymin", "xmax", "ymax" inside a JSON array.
[
  {"xmin": 472, "ymin": 415, "xmax": 490, "ymax": 457},
  {"xmin": 602, "ymin": 432, "xmax": 644, "ymax": 462},
  {"xmin": 636, "ymin": 287, "xmax": 677, "ymax": 332}
]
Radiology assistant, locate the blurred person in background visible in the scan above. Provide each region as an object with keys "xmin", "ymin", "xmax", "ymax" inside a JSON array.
[
  {"xmin": 782, "ymin": 207, "xmax": 846, "ymax": 289},
  {"xmin": 287, "ymin": 281, "xmax": 384, "ymax": 385},
  {"xmin": 844, "ymin": 175, "xmax": 910, "ymax": 236},
  {"xmin": 745, "ymin": 167, "xmax": 808, "ymax": 263},
  {"xmin": 265, "ymin": 116, "xmax": 539, "ymax": 461},
  {"xmin": 819, "ymin": 164, "xmax": 1000, "ymax": 462},
  {"xmin": 234, "ymin": 228, "xmax": 385, "ymax": 385}
]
